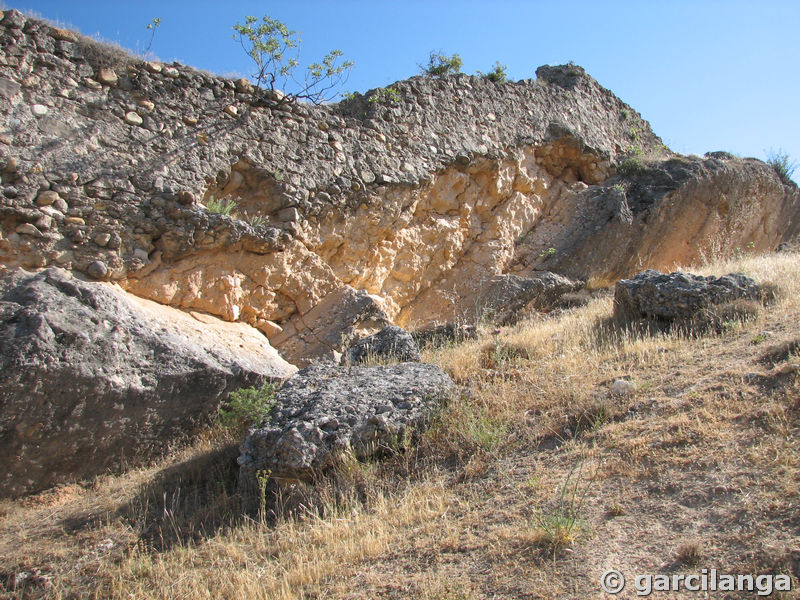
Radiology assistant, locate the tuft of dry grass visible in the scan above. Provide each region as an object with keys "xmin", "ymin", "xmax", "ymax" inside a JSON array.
[{"xmin": 675, "ymin": 539, "xmax": 704, "ymax": 566}]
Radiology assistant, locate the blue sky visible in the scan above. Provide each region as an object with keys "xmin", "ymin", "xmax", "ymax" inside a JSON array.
[{"xmin": 7, "ymin": 1, "xmax": 800, "ymax": 179}]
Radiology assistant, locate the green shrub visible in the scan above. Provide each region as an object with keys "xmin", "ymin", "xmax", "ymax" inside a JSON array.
[
  {"xmin": 368, "ymin": 86, "xmax": 401, "ymax": 104},
  {"xmin": 215, "ymin": 382, "xmax": 278, "ymax": 433},
  {"xmin": 766, "ymin": 149, "xmax": 797, "ymax": 184},
  {"xmin": 421, "ymin": 51, "xmax": 462, "ymax": 77},
  {"xmin": 617, "ymin": 156, "xmax": 647, "ymax": 177},
  {"xmin": 478, "ymin": 61, "xmax": 507, "ymax": 84},
  {"xmin": 206, "ymin": 196, "xmax": 236, "ymax": 216}
]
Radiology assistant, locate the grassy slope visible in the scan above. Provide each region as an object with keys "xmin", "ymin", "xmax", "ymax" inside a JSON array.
[{"xmin": 1, "ymin": 252, "xmax": 799, "ymax": 599}]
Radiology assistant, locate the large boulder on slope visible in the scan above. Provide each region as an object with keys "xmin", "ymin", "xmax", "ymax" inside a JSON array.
[
  {"xmin": 0, "ymin": 268, "xmax": 296, "ymax": 498},
  {"xmin": 270, "ymin": 285, "xmax": 392, "ymax": 366},
  {"xmin": 613, "ymin": 269, "xmax": 764, "ymax": 325},
  {"xmin": 238, "ymin": 362, "xmax": 455, "ymax": 486}
]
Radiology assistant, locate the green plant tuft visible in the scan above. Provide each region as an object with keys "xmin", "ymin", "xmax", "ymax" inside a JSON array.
[
  {"xmin": 206, "ymin": 196, "xmax": 237, "ymax": 216},
  {"xmin": 421, "ymin": 51, "xmax": 462, "ymax": 77},
  {"xmin": 464, "ymin": 409, "xmax": 508, "ymax": 452},
  {"xmin": 246, "ymin": 215, "xmax": 267, "ymax": 227},
  {"xmin": 617, "ymin": 156, "xmax": 647, "ymax": 177},
  {"xmin": 532, "ymin": 457, "xmax": 592, "ymax": 553},
  {"xmin": 215, "ymin": 382, "xmax": 279, "ymax": 434},
  {"xmin": 478, "ymin": 61, "xmax": 507, "ymax": 83},
  {"xmin": 368, "ymin": 86, "xmax": 402, "ymax": 104}
]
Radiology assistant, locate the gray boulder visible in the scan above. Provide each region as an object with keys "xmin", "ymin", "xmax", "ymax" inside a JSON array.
[
  {"xmin": 343, "ymin": 325, "xmax": 421, "ymax": 365},
  {"xmin": 238, "ymin": 362, "xmax": 455, "ymax": 485},
  {"xmin": 614, "ymin": 269, "xmax": 763, "ymax": 324},
  {"xmin": 479, "ymin": 272, "xmax": 583, "ymax": 324},
  {"xmin": 0, "ymin": 268, "xmax": 296, "ymax": 497}
]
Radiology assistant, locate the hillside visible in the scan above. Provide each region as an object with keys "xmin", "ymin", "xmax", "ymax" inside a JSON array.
[
  {"xmin": 1, "ymin": 251, "xmax": 799, "ymax": 598},
  {"xmin": 0, "ymin": 7, "xmax": 799, "ymax": 598}
]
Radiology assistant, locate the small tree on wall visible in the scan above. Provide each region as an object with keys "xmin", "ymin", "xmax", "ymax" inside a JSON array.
[{"xmin": 233, "ymin": 15, "xmax": 354, "ymax": 105}]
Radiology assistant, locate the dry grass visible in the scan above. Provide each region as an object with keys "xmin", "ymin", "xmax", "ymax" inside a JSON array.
[
  {"xmin": 98, "ymin": 481, "xmax": 452, "ymax": 600},
  {"xmin": 2, "ymin": 251, "xmax": 800, "ymax": 599}
]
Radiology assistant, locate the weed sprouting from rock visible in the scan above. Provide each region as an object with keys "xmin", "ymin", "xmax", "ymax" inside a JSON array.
[
  {"xmin": 143, "ymin": 17, "xmax": 161, "ymax": 58},
  {"xmin": 478, "ymin": 61, "xmax": 508, "ymax": 83},
  {"xmin": 421, "ymin": 51, "xmax": 463, "ymax": 77},
  {"xmin": 368, "ymin": 86, "xmax": 402, "ymax": 105},
  {"xmin": 617, "ymin": 156, "xmax": 647, "ymax": 177},
  {"xmin": 766, "ymin": 149, "xmax": 797, "ymax": 184},
  {"xmin": 205, "ymin": 196, "xmax": 237, "ymax": 216},
  {"xmin": 215, "ymin": 382, "xmax": 278, "ymax": 435}
]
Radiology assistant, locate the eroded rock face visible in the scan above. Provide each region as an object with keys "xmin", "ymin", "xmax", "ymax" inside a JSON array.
[
  {"xmin": 531, "ymin": 157, "xmax": 800, "ymax": 284},
  {"xmin": 0, "ymin": 268, "xmax": 296, "ymax": 497},
  {"xmin": 613, "ymin": 269, "xmax": 763, "ymax": 324},
  {"xmin": 344, "ymin": 325, "xmax": 421, "ymax": 365},
  {"xmin": 238, "ymin": 363, "xmax": 455, "ymax": 484},
  {"xmin": 0, "ymin": 12, "xmax": 797, "ymax": 364}
]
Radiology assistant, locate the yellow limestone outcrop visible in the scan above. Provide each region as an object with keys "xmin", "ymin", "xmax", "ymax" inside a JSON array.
[
  {"xmin": 121, "ymin": 146, "xmax": 606, "ymax": 362},
  {"xmin": 121, "ymin": 147, "xmax": 798, "ymax": 366}
]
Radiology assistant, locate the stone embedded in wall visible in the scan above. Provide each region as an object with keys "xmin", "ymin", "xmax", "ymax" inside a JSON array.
[{"xmin": 96, "ymin": 67, "xmax": 117, "ymax": 86}]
